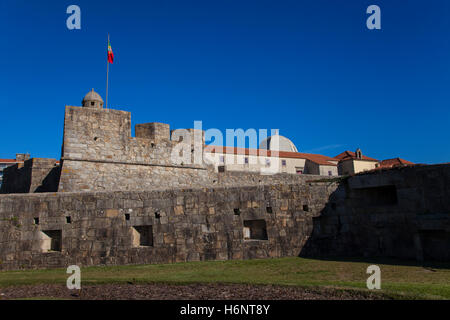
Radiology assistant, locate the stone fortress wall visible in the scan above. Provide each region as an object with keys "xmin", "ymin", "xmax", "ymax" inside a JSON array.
[
  {"xmin": 1, "ymin": 158, "xmax": 60, "ymax": 194},
  {"xmin": 58, "ymin": 106, "xmax": 208, "ymax": 192},
  {"xmin": 0, "ymin": 182, "xmax": 337, "ymax": 270},
  {"xmin": 0, "ymin": 94, "xmax": 448, "ymax": 270},
  {"xmin": 57, "ymin": 105, "xmax": 323, "ymax": 192},
  {"xmin": 301, "ymin": 164, "xmax": 450, "ymax": 262},
  {"xmin": 0, "ymin": 163, "xmax": 449, "ymax": 270}
]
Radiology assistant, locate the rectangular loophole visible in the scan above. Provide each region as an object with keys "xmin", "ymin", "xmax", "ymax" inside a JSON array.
[
  {"xmin": 132, "ymin": 225, "xmax": 153, "ymax": 247},
  {"xmin": 303, "ymin": 205, "xmax": 309, "ymax": 212},
  {"xmin": 234, "ymin": 208, "xmax": 240, "ymax": 216},
  {"xmin": 266, "ymin": 207, "xmax": 273, "ymax": 214},
  {"xmin": 243, "ymin": 220, "xmax": 268, "ymax": 240},
  {"xmin": 66, "ymin": 216, "xmax": 72, "ymax": 224},
  {"xmin": 33, "ymin": 217, "xmax": 39, "ymax": 225},
  {"xmin": 125, "ymin": 213, "xmax": 130, "ymax": 221},
  {"xmin": 41, "ymin": 230, "xmax": 62, "ymax": 252}
]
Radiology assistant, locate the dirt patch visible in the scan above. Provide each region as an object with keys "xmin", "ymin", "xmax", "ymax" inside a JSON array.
[{"xmin": 0, "ymin": 283, "xmax": 389, "ymax": 300}]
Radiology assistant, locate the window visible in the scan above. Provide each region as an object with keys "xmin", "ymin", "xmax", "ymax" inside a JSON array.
[
  {"xmin": 281, "ymin": 160, "xmax": 287, "ymax": 166},
  {"xmin": 328, "ymin": 171, "xmax": 332, "ymax": 176},
  {"xmin": 245, "ymin": 157, "xmax": 249, "ymax": 164},
  {"xmin": 265, "ymin": 158, "xmax": 271, "ymax": 167},
  {"xmin": 220, "ymin": 156, "xmax": 225, "ymax": 164},
  {"xmin": 132, "ymin": 225, "xmax": 153, "ymax": 247},
  {"xmin": 41, "ymin": 230, "xmax": 62, "ymax": 252},
  {"xmin": 91, "ymin": 101, "xmax": 95, "ymax": 106},
  {"xmin": 296, "ymin": 167, "xmax": 303, "ymax": 174},
  {"xmin": 243, "ymin": 220, "xmax": 268, "ymax": 240}
]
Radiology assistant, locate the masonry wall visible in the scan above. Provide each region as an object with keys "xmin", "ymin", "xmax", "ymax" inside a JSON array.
[
  {"xmin": 301, "ymin": 164, "xmax": 450, "ymax": 261},
  {"xmin": 1, "ymin": 164, "xmax": 449, "ymax": 270},
  {"xmin": 58, "ymin": 106, "xmax": 210, "ymax": 192},
  {"xmin": 0, "ymin": 159, "xmax": 60, "ymax": 194},
  {"xmin": 0, "ymin": 182, "xmax": 337, "ymax": 270},
  {"xmin": 57, "ymin": 105, "xmax": 326, "ymax": 192}
]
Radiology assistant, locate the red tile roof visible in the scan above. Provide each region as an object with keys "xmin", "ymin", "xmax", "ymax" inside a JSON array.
[
  {"xmin": 205, "ymin": 146, "xmax": 338, "ymax": 166},
  {"xmin": 334, "ymin": 150, "xmax": 378, "ymax": 161},
  {"xmin": 379, "ymin": 158, "xmax": 415, "ymax": 168},
  {"xmin": 0, "ymin": 159, "xmax": 60, "ymax": 165},
  {"xmin": 0, "ymin": 159, "xmax": 18, "ymax": 163}
]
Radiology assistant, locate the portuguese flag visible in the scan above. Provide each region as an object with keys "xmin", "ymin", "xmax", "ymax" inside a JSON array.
[{"xmin": 107, "ymin": 38, "xmax": 114, "ymax": 64}]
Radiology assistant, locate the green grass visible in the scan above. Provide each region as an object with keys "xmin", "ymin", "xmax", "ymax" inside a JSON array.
[{"xmin": 0, "ymin": 257, "xmax": 449, "ymax": 299}]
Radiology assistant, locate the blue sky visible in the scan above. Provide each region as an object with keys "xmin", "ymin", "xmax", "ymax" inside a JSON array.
[{"xmin": 1, "ymin": 0, "xmax": 449, "ymax": 164}]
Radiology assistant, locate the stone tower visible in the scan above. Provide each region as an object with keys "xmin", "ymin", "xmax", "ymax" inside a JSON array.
[{"xmin": 82, "ymin": 89, "xmax": 104, "ymax": 109}]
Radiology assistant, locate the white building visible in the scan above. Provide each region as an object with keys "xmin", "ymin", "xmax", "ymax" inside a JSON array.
[{"xmin": 204, "ymin": 135, "xmax": 339, "ymax": 176}]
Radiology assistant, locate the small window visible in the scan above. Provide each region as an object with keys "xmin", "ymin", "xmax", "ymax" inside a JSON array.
[
  {"xmin": 243, "ymin": 220, "xmax": 268, "ymax": 240},
  {"xmin": 34, "ymin": 217, "xmax": 39, "ymax": 225},
  {"xmin": 155, "ymin": 212, "xmax": 161, "ymax": 219},
  {"xmin": 245, "ymin": 157, "xmax": 249, "ymax": 164},
  {"xmin": 281, "ymin": 160, "xmax": 286, "ymax": 166},
  {"xmin": 220, "ymin": 156, "xmax": 225, "ymax": 164},
  {"xmin": 295, "ymin": 167, "xmax": 303, "ymax": 174},
  {"xmin": 266, "ymin": 207, "xmax": 273, "ymax": 213},
  {"xmin": 125, "ymin": 213, "xmax": 130, "ymax": 221},
  {"xmin": 91, "ymin": 101, "xmax": 95, "ymax": 106},
  {"xmin": 328, "ymin": 171, "xmax": 332, "ymax": 176},
  {"xmin": 66, "ymin": 216, "xmax": 72, "ymax": 224},
  {"xmin": 303, "ymin": 205, "xmax": 309, "ymax": 212},
  {"xmin": 132, "ymin": 225, "xmax": 153, "ymax": 247},
  {"xmin": 234, "ymin": 208, "xmax": 240, "ymax": 216},
  {"xmin": 41, "ymin": 230, "xmax": 62, "ymax": 252},
  {"xmin": 265, "ymin": 158, "xmax": 271, "ymax": 167}
]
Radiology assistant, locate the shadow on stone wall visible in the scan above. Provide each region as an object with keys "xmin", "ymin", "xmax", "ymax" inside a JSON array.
[
  {"xmin": 0, "ymin": 159, "xmax": 60, "ymax": 194},
  {"xmin": 299, "ymin": 165, "xmax": 450, "ymax": 264},
  {"xmin": 0, "ymin": 163, "xmax": 32, "ymax": 193},
  {"xmin": 34, "ymin": 165, "xmax": 61, "ymax": 193}
]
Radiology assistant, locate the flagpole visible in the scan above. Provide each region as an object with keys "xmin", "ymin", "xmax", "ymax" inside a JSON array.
[{"xmin": 106, "ymin": 34, "xmax": 109, "ymax": 109}]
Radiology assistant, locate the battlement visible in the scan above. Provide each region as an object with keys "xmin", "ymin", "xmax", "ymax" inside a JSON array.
[
  {"xmin": 58, "ymin": 105, "xmax": 210, "ymax": 192},
  {"xmin": 135, "ymin": 122, "xmax": 171, "ymax": 142}
]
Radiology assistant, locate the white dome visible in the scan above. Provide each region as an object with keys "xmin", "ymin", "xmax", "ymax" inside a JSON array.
[{"xmin": 259, "ymin": 135, "xmax": 298, "ymax": 153}]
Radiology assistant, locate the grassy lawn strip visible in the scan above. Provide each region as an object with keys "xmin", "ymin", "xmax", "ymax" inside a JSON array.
[{"xmin": 0, "ymin": 257, "xmax": 449, "ymax": 299}]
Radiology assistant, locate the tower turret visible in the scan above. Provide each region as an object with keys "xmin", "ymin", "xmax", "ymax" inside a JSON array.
[{"xmin": 82, "ymin": 88, "xmax": 104, "ymax": 109}]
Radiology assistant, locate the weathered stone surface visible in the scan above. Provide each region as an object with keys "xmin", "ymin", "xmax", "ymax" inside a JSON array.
[
  {"xmin": 0, "ymin": 182, "xmax": 336, "ymax": 270},
  {"xmin": 300, "ymin": 164, "xmax": 450, "ymax": 262}
]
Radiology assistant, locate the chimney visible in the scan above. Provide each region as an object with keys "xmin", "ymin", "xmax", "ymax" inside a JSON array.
[{"xmin": 15, "ymin": 153, "xmax": 30, "ymax": 162}]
